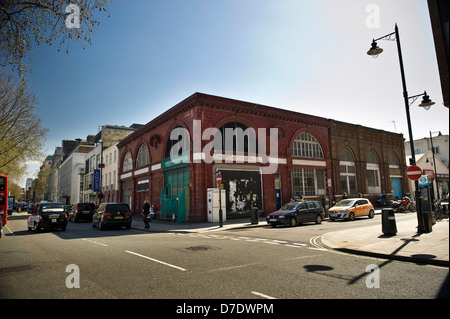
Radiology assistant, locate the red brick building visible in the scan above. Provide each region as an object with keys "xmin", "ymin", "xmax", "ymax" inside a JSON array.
[{"xmin": 117, "ymin": 93, "xmax": 406, "ymax": 222}]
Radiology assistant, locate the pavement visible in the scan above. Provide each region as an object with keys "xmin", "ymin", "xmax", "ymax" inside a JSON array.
[
  {"xmin": 132, "ymin": 212, "xmax": 449, "ymax": 267},
  {"xmin": 322, "ymin": 214, "xmax": 449, "ymax": 267}
]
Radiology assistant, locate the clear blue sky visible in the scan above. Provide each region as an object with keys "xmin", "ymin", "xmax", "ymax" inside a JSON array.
[{"xmin": 22, "ymin": 0, "xmax": 449, "ymax": 184}]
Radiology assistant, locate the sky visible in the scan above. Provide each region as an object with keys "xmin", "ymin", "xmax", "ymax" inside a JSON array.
[{"xmin": 20, "ymin": 0, "xmax": 449, "ymax": 186}]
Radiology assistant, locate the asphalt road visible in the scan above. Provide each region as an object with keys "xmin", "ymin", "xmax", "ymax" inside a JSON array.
[{"xmin": 1, "ymin": 212, "xmax": 448, "ymax": 301}]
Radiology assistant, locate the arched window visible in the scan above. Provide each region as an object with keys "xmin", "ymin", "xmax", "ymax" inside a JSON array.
[
  {"xmin": 292, "ymin": 133, "xmax": 324, "ymax": 158},
  {"xmin": 123, "ymin": 152, "xmax": 133, "ymax": 172},
  {"xmin": 214, "ymin": 122, "xmax": 257, "ymax": 154},
  {"xmin": 340, "ymin": 147, "xmax": 356, "ymax": 194},
  {"xmin": 388, "ymin": 153, "xmax": 400, "ymax": 167},
  {"xmin": 366, "ymin": 150, "xmax": 380, "ymax": 193},
  {"xmin": 136, "ymin": 144, "xmax": 150, "ymax": 168}
]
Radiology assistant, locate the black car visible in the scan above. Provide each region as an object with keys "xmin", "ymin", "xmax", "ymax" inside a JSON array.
[
  {"xmin": 92, "ymin": 203, "xmax": 132, "ymax": 230},
  {"xmin": 27, "ymin": 202, "xmax": 68, "ymax": 232},
  {"xmin": 266, "ymin": 201, "xmax": 325, "ymax": 227},
  {"xmin": 69, "ymin": 202, "xmax": 95, "ymax": 222}
]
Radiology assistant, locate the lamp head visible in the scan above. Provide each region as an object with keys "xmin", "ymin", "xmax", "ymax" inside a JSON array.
[
  {"xmin": 418, "ymin": 91, "xmax": 435, "ymax": 110},
  {"xmin": 367, "ymin": 40, "xmax": 383, "ymax": 58}
]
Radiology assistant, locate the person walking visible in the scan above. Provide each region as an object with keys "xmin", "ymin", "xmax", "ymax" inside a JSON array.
[{"xmin": 143, "ymin": 199, "xmax": 151, "ymax": 230}]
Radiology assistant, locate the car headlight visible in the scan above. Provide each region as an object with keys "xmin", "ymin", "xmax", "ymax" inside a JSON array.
[{"xmin": 278, "ymin": 215, "xmax": 285, "ymax": 219}]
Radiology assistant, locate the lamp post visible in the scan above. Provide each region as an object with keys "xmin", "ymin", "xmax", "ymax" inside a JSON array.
[{"xmin": 367, "ymin": 24, "xmax": 435, "ymax": 233}]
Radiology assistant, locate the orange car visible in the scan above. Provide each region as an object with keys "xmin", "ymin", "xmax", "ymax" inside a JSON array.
[{"xmin": 329, "ymin": 198, "xmax": 375, "ymax": 221}]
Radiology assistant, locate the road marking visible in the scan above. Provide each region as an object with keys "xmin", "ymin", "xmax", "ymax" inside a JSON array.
[
  {"xmin": 125, "ymin": 250, "xmax": 187, "ymax": 272},
  {"xmin": 246, "ymin": 238, "xmax": 266, "ymax": 242},
  {"xmin": 179, "ymin": 233, "xmax": 316, "ymax": 250},
  {"xmin": 291, "ymin": 242, "xmax": 307, "ymax": 246},
  {"xmin": 251, "ymin": 291, "xmax": 277, "ymax": 299},
  {"xmin": 263, "ymin": 241, "xmax": 281, "ymax": 245},
  {"xmin": 81, "ymin": 238, "xmax": 108, "ymax": 247},
  {"xmin": 5, "ymin": 225, "xmax": 14, "ymax": 235},
  {"xmin": 209, "ymin": 262, "xmax": 259, "ymax": 273},
  {"xmin": 309, "ymin": 236, "xmax": 328, "ymax": 251}
]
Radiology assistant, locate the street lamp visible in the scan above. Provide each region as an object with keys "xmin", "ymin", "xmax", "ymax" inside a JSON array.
[{"xmin": 368, "ymin": 24, "xmax": 435, "ymax": 233}]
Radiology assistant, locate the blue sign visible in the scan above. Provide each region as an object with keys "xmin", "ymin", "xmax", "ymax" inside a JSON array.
[
  {"xmin": 93, "ymin": 169, "xmax": 101, "ymax": 192},
  {"xmin": 418, "ymin": 175, "xmax": 431, "ymax": 186}
]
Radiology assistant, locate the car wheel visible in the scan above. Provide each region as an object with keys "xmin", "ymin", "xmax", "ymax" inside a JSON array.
[
  {"xmin": 315, "ymin": 215, "xmax": 323, "ymax": 224},
  {"xmin": 348, "ymin": 212, "xmax": 355, "ymax": 221},
  {"xmin": 289, "ymin": 217, "xmax": 297, "ymax": 227},
  {"xmin": 368, "ymin": 210, "xmax": 375, "ymax": 218}
]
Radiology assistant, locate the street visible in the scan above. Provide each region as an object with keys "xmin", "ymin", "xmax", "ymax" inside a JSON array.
[{"xmin": 1, "ymin": 212, "xmax": 448, "ymax": 301}]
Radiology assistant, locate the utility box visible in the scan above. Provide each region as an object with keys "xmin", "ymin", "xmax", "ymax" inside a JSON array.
[{"xmin": 207, "ymin": 188, "xmax": 226, "ymax": 223}]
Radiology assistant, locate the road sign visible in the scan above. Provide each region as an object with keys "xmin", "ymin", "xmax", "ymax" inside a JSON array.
[
  {"xmin": 216, "ymin": 173, "xmax": 222, "ymax": 185},
  {"xmin": 406, "ymin": 165, "xmax": 422, "ymax": 181},
  {"xmin": 419, "ymin": 175, "xmax": 431, "ymax": 186}
]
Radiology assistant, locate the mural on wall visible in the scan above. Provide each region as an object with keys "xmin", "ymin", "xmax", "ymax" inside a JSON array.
[{"xmin": 220, "ymin": 169, "xmax": 262, "ymax": 216}]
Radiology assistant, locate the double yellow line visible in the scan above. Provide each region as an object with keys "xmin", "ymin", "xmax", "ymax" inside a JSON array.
[{"xmin": 309, "ymin": 236, "xmax": 328, "ymax": 251}]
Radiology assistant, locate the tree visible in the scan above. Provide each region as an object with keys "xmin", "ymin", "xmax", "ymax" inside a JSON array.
[
  {"xmin": 0, "ymin": 0, "xmax": 111, "ymax": 78},
  {"xmin": 0, "ymin": 70, "xmax": 48, "ymax": 181}
]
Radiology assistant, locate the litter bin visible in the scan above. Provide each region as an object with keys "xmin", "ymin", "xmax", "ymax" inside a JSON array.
[
  {"xmin": 250, "ymin": 207, "xmax": 259, "ymax": 225},
  {"xmin": 382, "ymin": 208, "xmax": 397, "ymax": 235}
]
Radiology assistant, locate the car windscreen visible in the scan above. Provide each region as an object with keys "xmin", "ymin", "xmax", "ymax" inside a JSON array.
[
  {"xmin": 335, "ymin": 200, "xmax": 354, "ymax": 207},
  {"xmin": 280, "ymin": 202, "xmax": 299, "ymax": 210},
  {"xmin": 40, "ymin": 203, "xmax": 64, "ymax": 213}
]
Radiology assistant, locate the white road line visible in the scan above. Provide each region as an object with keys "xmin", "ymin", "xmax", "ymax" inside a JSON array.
[
  {"xmin": 81, "ymin": 238, "xmax": 108, "ymax": 247},
  {"xmin": 291, "ymin": 242, "xmax": 307, "ymax": 246},
  {"xmin": 251, "ymin": 291, "xmax": 277, "ymax": 299},
  {"xmin": 246, "ymin": 238, "xmax": 266, "ymax": 242},
  {"xmin": 125, "ymin": 250, "xmax": 187, "ymax": 272},
  {"xmin": 263, "ymin": 241, "xmax": 281, "ymax": 245}
]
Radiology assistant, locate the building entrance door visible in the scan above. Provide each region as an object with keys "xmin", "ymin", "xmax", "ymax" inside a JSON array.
[{"xmin": 275, "ymin": 172, "xmax": 282, "ymax": 210}]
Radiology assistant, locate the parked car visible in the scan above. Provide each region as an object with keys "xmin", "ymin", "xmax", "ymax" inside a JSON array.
[
  {"xmin": 329, "ymin": 198, "xmax": 375, "ymax": 221},
  {"xmin": 69, "ymin": 202, "xmax": 95, "ymax": 222},
  {"xmin": 27, "ymin": 202, "xmax": 67, "ymax": 232},
  {"xmin": 266, "ymin": 201, "xmax": 325, "ymax": 227},
  {"xmin": 92, "ymin": 203, "xmax": 132, "ymax": 230}
]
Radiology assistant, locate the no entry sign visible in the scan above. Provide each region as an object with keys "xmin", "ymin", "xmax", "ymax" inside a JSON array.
[
  {"xmin": 216, "ymin": 173, "xmax": 222, "ymax": 185},
  {"xmin": 406, "ymin": 165, "xmax": 422, "ymax": 181}
]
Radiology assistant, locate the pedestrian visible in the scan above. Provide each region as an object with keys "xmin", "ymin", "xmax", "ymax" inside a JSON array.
[{"xmin": 143, "ymin": 199, "xmax": 150, "ymax": 230}]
